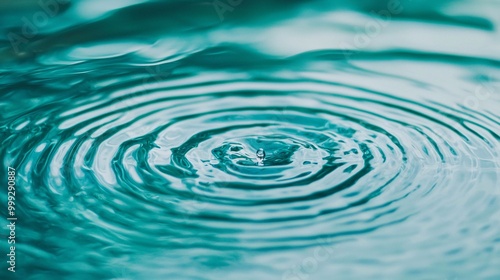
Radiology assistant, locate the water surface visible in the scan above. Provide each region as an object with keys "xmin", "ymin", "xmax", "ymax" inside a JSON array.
[{"xmin": 1, "ymin": 0, "xmax": 499, "ymax": 279}]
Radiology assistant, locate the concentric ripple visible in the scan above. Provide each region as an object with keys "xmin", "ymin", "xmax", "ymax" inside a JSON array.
[
  {"xmin": 1, "ymin": 0, "xmax": 500, "ymax": 278},
  {"xmin": 2, "ymin": 54, "xmax": 499, "ymax": 278}
]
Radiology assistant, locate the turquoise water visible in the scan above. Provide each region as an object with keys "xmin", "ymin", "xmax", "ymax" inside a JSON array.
[{"xmin": 1, "ymin": 0, "xmax": 499, "ymax": 279}]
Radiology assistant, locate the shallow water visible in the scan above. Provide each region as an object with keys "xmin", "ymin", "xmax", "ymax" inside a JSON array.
[{"xmin": 1, "ymin": 0, "xmax": 499, "ymax": 279}]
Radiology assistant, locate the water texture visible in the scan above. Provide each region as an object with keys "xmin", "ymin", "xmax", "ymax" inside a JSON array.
[{"xmin": 0, "ymin": 0, "xmax": 499, "ymax": 279}]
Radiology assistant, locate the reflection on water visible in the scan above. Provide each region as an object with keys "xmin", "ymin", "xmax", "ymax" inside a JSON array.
[{"xmin": 0, "ymin": 0, "xmax": 499, "ymax": 279}]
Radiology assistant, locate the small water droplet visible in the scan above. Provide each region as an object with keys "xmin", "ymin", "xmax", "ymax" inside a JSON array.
[{"xmin": 256, "ymin": 148, "xmax": 266, "ymax": 160}]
